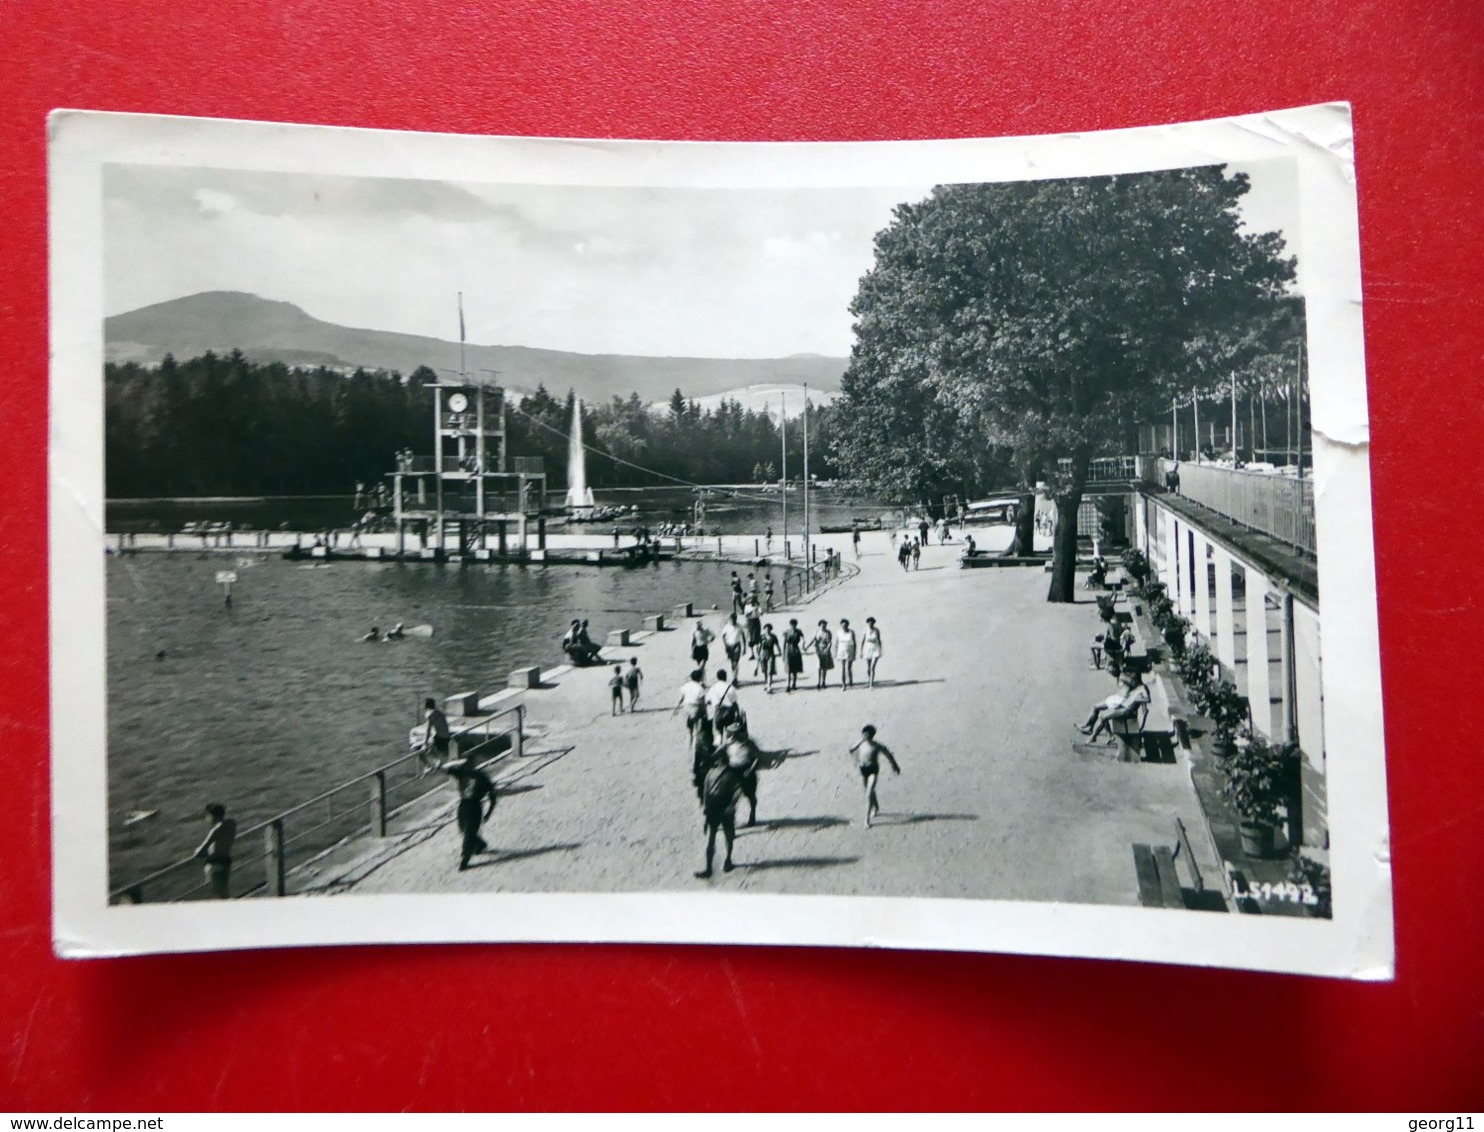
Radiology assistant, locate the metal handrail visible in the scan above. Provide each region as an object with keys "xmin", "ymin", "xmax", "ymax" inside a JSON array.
[
  {"xmin": 1149, "ymin": 457, "xmax": 1316, "ymax": 555},
  {"xmin": 111, "ymin": 701, "xmax": 526, "ymax": 904}
]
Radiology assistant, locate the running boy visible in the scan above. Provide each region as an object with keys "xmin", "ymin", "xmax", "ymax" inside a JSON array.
[{"xmin": 848, "ymin": 724, "xmax": 901, "ymax": 828}]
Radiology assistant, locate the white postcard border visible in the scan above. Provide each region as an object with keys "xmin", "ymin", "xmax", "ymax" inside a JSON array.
[{"xmin": 49, "ymin": 104, "xmax": 1392, "ymax": 977}]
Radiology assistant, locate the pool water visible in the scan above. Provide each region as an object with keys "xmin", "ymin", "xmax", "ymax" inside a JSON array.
[{"xmin": 106, "ymin": 552, "xmax": 753, "ymax": 887}]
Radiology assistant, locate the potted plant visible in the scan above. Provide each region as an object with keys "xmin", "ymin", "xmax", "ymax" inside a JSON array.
[
  {"xmin": 1192, "ymin": 678, "xmax": 1248, "ymax": 755},
  {"xmin": 1121, "ymin": 547, "xmax": 1151, "ymax": 587},
  {"xmin": 1288, "ymin": 854, "xmax": 1333, "ymax": 920},
  {"xmin": 1176, "ymin": 642, "xmax": 1216, "ymax": 694},
  {"xmin": 1221, "ymin": 732, "xmax": 1296, "ymax": 859},
  {"xmin": 1161, "ymin": 613, "xmax": 1190, "ymax": 659}
]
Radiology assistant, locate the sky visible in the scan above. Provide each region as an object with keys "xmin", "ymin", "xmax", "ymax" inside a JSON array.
[{"xmin": 103, "ymin": 157, "xmax": 1299, "ymax": 359}]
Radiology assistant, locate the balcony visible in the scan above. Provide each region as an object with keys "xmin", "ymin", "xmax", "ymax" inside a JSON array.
[{"xmin": 1146, "ymin": 457, "xmax": 1315, "ymax": 556}]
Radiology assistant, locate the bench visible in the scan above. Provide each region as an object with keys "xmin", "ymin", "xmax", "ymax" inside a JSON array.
[
  {"xmin": 1133, "ymin": 818, "xmax": 1207, "ymax": 908},
  {"xmin": 1109, "ymin": 701, "xmax": 1150, "ymax": 762},
  {"xmin": 1133, "ymin": 843, "xmax": 1184, "ymax": 908}
]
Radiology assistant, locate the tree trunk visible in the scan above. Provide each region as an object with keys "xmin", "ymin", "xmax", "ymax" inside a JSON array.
[
  {"xmin": 1046, "ymin": 454, "xmax": 1090, "ymax": 603},
  {"xmin": 1004, "ymin": 492, "xmax": 1036, "ymax": 556}
]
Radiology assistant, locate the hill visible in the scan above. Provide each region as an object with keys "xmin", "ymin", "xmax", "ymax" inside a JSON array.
[
  {"xmin": 105, "ymin": 292, "xmax": 848, "ymax": 404},
  {"xmin": 653, "ymin": 383, "xmax": 839, "ymax": 421}
]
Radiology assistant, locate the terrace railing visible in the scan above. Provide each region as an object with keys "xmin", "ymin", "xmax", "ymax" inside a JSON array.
[
  {"xmin": 111, "ymin": 703, "xmax": 526, "ymax": 904},
  {"xmin": 1151, "ymin": 457, "xmax": 1316, "ymax": 556}
]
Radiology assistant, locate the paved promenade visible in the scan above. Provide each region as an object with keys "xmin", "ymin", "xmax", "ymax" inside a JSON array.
[{"xmin": 319, "ymin": 528, "xmax": 1219, "ymax": 906}]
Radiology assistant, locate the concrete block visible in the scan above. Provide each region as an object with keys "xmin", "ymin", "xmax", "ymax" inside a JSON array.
[
  {"xmin": 529, "ymin": 549, "xmax": 546, "ymax": 562},
  {"xmin": 474, "ymin": 548, "xmax": 492, "ymax": 561},
  {"xmin": 606, "ymin": 628, "xmax": 630, "ymax": 647},
  {"xmin": 445, "ymin": 691, "xmax": 481, "ymax": 717},
  {"xmin": 311, "ymin": 545, "xmax": 328, "ymax": 558},
  {"xmin": 672, "ymin": 602, "xmax": 694, "ymax": 619},
  {"xmin": 644, "ymin": 614, "xmax": 665, "ymax": 632},
  {"xmin": 419, "ymin": 548, "xmax": 437, "ymax": 560},
  {"xmin": 509, "ymin": 665, "xmax": 541, "ymax": 689},
  {"xmin": 365, "ymin": 546, "xmax": 383, "ymax": 559}
]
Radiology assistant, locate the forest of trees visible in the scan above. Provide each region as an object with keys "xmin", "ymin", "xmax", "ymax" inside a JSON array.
[{"xmin": 104, "ymin": 350, "xmax": 842, "ymax": 498}]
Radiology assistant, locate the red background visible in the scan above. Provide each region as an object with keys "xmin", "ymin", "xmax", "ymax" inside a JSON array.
[{"xmin": 3, "ymin": 0, "xmax": 1481, "ymax": 1111}]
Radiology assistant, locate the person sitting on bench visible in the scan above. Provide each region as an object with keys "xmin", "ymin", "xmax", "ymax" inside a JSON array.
[
  {"xmin": 1085, "ymin": 555, "xmax": 1108, "ymax": 589},
  {"xmin": 1077, "ymin": 671, "xmax": 1149, "ymax": 741}
]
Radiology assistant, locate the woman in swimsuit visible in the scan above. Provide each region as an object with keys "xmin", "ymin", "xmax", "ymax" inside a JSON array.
[
  {"xmin": 756, "ymin": 623, "xmax": 780, "ymax": 692},
  {"xmin": 809, "ymin": 619, "xmax": 835, "ymax": 689},
  {"xmin": 861, "ymin": 616, "xmax": 883, "ymax": 688},
  {"xmin": 837, "ymin": 618, "xmax": 858, "ymax": 690},
  {"xmin": 782, "ymin": 619, "xmax": 805, "ymax": 693}
]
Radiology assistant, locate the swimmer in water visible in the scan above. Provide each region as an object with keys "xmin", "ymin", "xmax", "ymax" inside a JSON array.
[
  {"xmin": 361, "ymin": 626, "xmax": 380, "ymax": 642},
  {"xmin": 384, "ymin": 623, "xmax": 406, "ymax": 640}
]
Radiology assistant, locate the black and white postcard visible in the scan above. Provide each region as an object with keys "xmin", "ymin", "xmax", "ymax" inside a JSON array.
[{"xmin": 49, "ymin": 104, "xmax": 1392, "ymax": 976}]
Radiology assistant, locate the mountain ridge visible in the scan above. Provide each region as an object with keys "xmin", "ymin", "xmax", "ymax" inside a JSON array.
[{"xmin": 105, "ymin": 291, "xmax": 849, "ymax": 404}]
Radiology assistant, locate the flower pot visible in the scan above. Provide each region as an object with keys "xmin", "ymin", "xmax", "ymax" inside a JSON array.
[{"xmin": 1238, "ymin": 820, "xmax": 1278, "ymax": 859}]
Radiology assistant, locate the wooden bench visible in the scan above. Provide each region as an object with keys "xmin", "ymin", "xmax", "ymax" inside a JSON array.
[
  {"xmin": 1133, "ymin": 818, "xmax": 1207, "ymax": 908},
  {"xmin": 1133, "ymin": 843, "xmax": 1184, "ymax": 908},
  {"xmin": 1109, "ymin": 701, "xmax": 1150, "ymax": 762}
]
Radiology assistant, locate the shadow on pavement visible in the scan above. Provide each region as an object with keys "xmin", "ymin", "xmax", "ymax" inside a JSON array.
[
  {"xmin": 869, "ymin": 812, "xmax": 978, "ymax": 826},
  {"xmin": 749, "ymin": 814, "xmax": 849, "ymax": 832},
  {"xmin": 756, "ymin": 748, "xmax": 819, "ymax": 768},
  {"xmin": 741, "ymin": 855, "xmax": 861, "ymax": 871},
  {"xmin": 495, "ymin": 783, "xmax": 544, "ymax": 796},
  {"xmin": 465, "ymin": 842, "xmax": 583, "ymax": 869},
  {"xmin": 864, "ymin": 678, "xmax": 946, "ymax": 689}
]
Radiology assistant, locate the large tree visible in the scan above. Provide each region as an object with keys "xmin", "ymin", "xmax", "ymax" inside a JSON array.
[{"xmin": 836, "ymin": 166, "xmax": 1297, "ymax": 600}]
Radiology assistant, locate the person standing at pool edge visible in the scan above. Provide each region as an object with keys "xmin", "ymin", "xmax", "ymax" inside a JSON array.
[
  {"xmin": 194, "ymin": 803, "xmax": 236, "ymax": 898},
  {"xmin": 416, "ymin": 697, "xmax": 451, "ymax": 775}
]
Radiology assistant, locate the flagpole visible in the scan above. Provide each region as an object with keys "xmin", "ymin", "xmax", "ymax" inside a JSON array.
[
  {"xmin": 1296, "ymin": 342, "xmax": 1305, "ymax": 481},
  {"xmin": 802, "ymin": 384, "xmax": 811, "ymax": 567},
  {"xmin": 1231, "ymin": 372, "xmax": 1238, "ymax": 463},
  {"xmin": 780, "ymin": 394, "xmax": 787, "ymax": 557},
  {"xmin": 458, "ymin": 291, "xmax": 466, "ymax": 381}
]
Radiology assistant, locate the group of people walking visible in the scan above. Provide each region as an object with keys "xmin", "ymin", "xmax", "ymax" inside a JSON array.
[{"xmin": 690, "ymin": 609, "xmax": 884, "ymax": 694}]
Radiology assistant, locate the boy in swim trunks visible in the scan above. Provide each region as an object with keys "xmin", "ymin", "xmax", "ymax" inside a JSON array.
[
  {"xmin": 848, "ymin": 724, "xmax": 901, "ymax": 828},
  {"xmin": 609, "ymin": 665, "xmax": 626, "ymax": 715}
]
